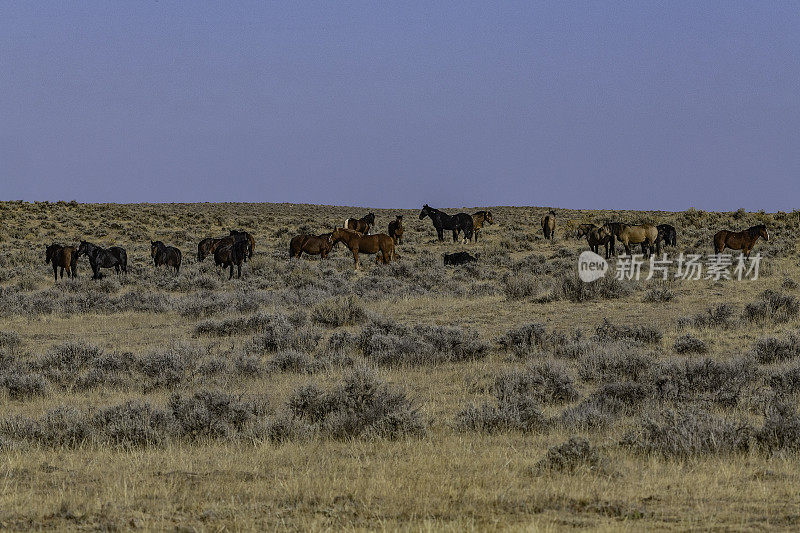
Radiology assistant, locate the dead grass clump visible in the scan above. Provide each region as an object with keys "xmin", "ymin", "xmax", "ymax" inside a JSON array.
[
  {"xmin": 673, "ymin": 333, "xmax": 708, "ymax": 354},
  {"xmin": 311, "ymin": 295, "xmax": 367, "ymax": 328},
  {"xmin": 622, "ymin": 408, "xmax": 752, "ymax": 457},
  {"xmin": 532, "ymin": 436, "xmax": 606, "ymax": 474},
  {"xmin": 743, "ymin": 290, "xmax": 799, "ymax": 324},
  {"xmin": 751, "ymin": 331, "xmax": 800, "ymax": 364},
  {"xmin": 286, "ymin": 367, "xmax": 425, "ymax": 439},
  {"xmin": 594, "ymin": 319, "xmax": 662, "ymax": 345}
]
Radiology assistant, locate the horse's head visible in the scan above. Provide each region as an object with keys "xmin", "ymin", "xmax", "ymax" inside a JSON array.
[
  {"xmin": 755, "ymin": 225, "xmax": 769, "ymax": 241},
  {"xmin": 419, "ymin": 204, "xmax": 431, "ymax": 220},
  {"xmin": 365, "ymin": 213, "xmax": 375, "ymax": 225},
  {"xmin": 77, "ymin": 241, "xmax": 90, "ymax": 257},
  {"xmin": 45, "ymin": 243, "xmax": 60, "ymax": 264},
  {"xmin": 197, "ymin": 239, "xmax": 209, "ymax": 262},
  {"xmin": 484, "ymin": 211, "xmax": 494, "ymax": 225},
  {"xmin": 151, "ymin": 241, "xmax": 161, "ymax": 258}
]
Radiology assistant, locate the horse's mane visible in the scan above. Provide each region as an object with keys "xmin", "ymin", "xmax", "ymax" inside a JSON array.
[{"xmin": 748, "ymin": 224, "xmax": 766, "ymax": 237}]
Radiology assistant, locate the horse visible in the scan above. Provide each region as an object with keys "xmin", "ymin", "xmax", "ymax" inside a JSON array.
[
  {"xmin": 330, "ymin": 228, "xmax": 395, "ymax": 269},
  {"xmin": 443, "ymin": 251, "xmax": 478, "ymax": 265},
  {"xmin": 151, "ymin": 241, "xmax": 182, "ymax": 275},
  {"xmin": 714, "ymin": 225, "xmax": 769, "ymax": 257},
  {"xmin": 585, "ymin": 226, "xmax": 613, "ymax": 259},
  {"xmin": 290, "ymin": 233, "xmax": 333, "ymax": 259},
  {"xmin": 344, "ymin": 213, "xmax": 375, "ymax": 235},
  {"xmin": 575, "ymin": 224, "xmax": 596, "ymax": 239},
  {"xmin": 230, "ymin": 230, "xmax": 254, "ymax": 259},
  {"xmin": 45, "ymin": 243, "xmax": 78, "ymax": 281},
  {"xmin": 657, "ymin": 224, "xmax": 677, "ymax": 247},
  {"xmin": 197, "ymin": 236, "xmax": 232, "ymax": 262},
  {"xmin": 419, "ymin": 204, "xmax": 474, "ymax": 243},
  {"xmin": 541, "ymin": 211, "xmax": 556, "ymax": 240},
  {"xmin": 214, "ymin": 239, "xmax": 249, "ymax": 279},
  {"xmin": 77, "ymin": 241, "xmax": 127, "ymax": 279},
  {"xmin": 603, "ymin": 223, "xmax": 659, "ymax": 256},
  {"xmin": 388, "ymin": 215, "xmax": 404, "ymax": 245},
  {"xmin": 471, "ymin": 211, "xmax": 494, "ymax": 242}
]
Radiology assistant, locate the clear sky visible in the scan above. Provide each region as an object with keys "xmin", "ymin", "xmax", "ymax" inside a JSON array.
[{"xmin": 2, "ymin": 2, "xmax": 798, "ymax": 210}]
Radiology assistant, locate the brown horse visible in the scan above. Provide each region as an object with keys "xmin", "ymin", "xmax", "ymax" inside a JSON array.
[
  {"xmin": 290, "ymin": 233, "xmax": 333, "ymax": 259},
  {"xmin": 151, "ymin": 241, "xmax": 182, "ymax": 275},
  {"xmin": 604, "ymin": 222, "xmax": 659, "ymax": 256},
  {"xmin": 214, "ymin": 239, "xmax": 249, "ymax": 279},
  {"xmin": 714, "ymin": 225, "xmax": 769, "ymax": 257},
  {"xmin": 575, "ymin": 223, "xmax": 596, "ymax": 239},
  {"xmin": 45, "ymin": 243, "xmax": 78, "ymax": 281},
  {"xmin": 585, "ymin": 226, "xmax": 613, "ymax": 259},
  {"xmin": 344, "ymin": 213, "xmax": 375, "ymax": 235},
  {"xmin": 230, "ymin": 230, "xmax": 255, "ymax": 259},
  {"xmin": 198, "ymin": 236, "xmax": 233, "ymax": 262},
  {"xmin": 388, "ymin": 215, "xmax": 404, "ymax": 244},
  {"xmin": 471, "ymin": 211, "xmax": 494, "ymax": 242},
  {"xmin": 541, "ymin": 211, "xmax": 556, "ymax": 240},
  {"xmin": 331, "ymin": 228, "xmax": 395, "ymax": 269}
]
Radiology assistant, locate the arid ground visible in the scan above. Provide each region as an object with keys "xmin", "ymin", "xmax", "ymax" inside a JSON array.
[{"xmin": 1, "ymin": 201, "xmax": 799, "ymax": 531}]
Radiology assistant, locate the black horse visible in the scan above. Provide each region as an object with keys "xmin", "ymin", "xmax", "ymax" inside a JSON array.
[
  {"xmin": 657, "ymin": 224, "xmax": 677, "ymax": 247},
  {"xmin": 229, "ymin": 230, "xmax": 254, "ymax": 259},
  {"xmin": 214, "ymin": 239, "xmax": 249, "ymax": 279},
  {"xmin": 77, "ymin": 241, "xmax": 127, "ymax": 279},
  {"xmin": 443, "ymin": 251, "xmax": 478, "ymax": 265},
  {"xmin": 419, "ymin": 204, "xmax": 474, "ymax": 242},
  {"xmin": 151, "ymin": 241, "xmax": 182, "ymax": 275}
]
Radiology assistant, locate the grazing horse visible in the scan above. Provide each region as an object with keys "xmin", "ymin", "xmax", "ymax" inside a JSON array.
[
  {"xmin": 443, "ymin": 251, "xmax": 478, "ymax": 265},
  {"xmin": 290, "ymin": 233, "xmax": 333, "ymax": 259},
  {"xmin": 471, "ymin": 211, "xmax": 494, "ymax": 242},
  {"xmin": 330, "ymin": 228, "xmax": 395, "ymax": 269},
  {"xmin": 576, "ymin": 224, "xmax": 596, "ymax": 239},
  {"xmin": 77, "ymin": 241, "xmax": 127, "ymax": 279},
  {"xmin": 388, "ymin": 215, "xmax": 404, "ymax": 245},
  {"xmin": 714, "ymin": 225, "xmax": 769, "ymax": 257},
  {"xmin": 197, "ymin": 236, "xmax": 232, "ymax": 262},
  {"xmin": 45, "ymin": 243, "xmax": 78, "ymax": 281},
  {"xmin": 151, "ymin": 241, "xmax": 182, "ymax": 275},
  {"xmin": 657, "ymin": 224, "xmax": 677, "ymax": 247},
  {"xmin": 419, "ymin": 204, "xmax": 474, "ymax": 243},
  {"xmin": 230, "ymin": 230, "xmax": 254, "ymax": 259},
  {"xmin": 214, "ymin": 239, "xmax": 249, "ymax": 279},
  {"xmin": 344, "ymin": 213, "xmax": 375, "ymax": 235},
  {"xmin": 541, "ymin": 211, "xmax": 556, "ymax": 240},
  {"xmin": 603, "ymin": 223, "xmax": 659, "ymax": 256}
]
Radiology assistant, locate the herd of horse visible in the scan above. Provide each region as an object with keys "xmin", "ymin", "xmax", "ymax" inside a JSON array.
[{"xmin": 42, "ymin": 206, "xmax": 771, "ymax": 281}]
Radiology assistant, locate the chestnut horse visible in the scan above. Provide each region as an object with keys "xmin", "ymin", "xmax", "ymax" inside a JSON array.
[
  {"xmin": 331, "ymin": 228, "xmax": 395, "ymax": 269},
  {"xmin": 471, "ymin": 211, "xmax": 494, "ymax": 242},
  {"xmin": 388, "ymin": 215, "xmax": 404, "ymax": 244},
  {"xmin": 290, "ymin": 233, "xmax": 333, "ymax": 259},
  {"xmin": 714, "ymin": 225, "xmax": 769, "ymax": 257},
  {"xmin": 45, "ymin": 243, "xmax": 78, "ymax": 281},
  {"xmin": 198, "ymin": 236, "xmax": 233, "ymax": 262},
  {"xmin": 344, "ymin": 213, "xmax": 375, "ymax": 235}
]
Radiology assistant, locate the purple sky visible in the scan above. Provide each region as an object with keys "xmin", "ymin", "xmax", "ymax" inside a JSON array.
[{"xmin": 2, "ymin": 2, "xmax": 798, "ymax": 211}]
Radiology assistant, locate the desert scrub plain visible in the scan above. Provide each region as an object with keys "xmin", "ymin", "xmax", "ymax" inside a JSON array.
[{"xmin": 1, "ymin": 201, "xmax": 800, "ymax": 530}]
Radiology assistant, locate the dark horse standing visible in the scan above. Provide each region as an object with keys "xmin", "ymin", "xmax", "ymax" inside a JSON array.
[
  {"xmin": 229, "ymin": 230, "xmax": 254, "ymax": 259},
  {"xmin": 657, "ymin": 224, "xmax": 677, "ymax": 247},
  {"xmin": 419, "ymin": 204, "xmax": 474, "ymax": 243},
  {"xmin": 77, "ymin": 241, "xmax": 127, "ymax": 279},
  {"xmin": 215, "ymin": 239, "xmax": 249, "ymax": 279},
  {"xmin": 45, "ymin": 243, "xmax": 79, "ymax": 281},
  {"xmin": 151, "ymin": 241, "xmax": 182, "ymax": 275}
]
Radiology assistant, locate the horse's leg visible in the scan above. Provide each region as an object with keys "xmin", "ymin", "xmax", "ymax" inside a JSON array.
[
  {"xmin": 437, "ymin": 227, "xmax": 444, "ymax": 241},
  {"xmin": 237, "ymin": 262, "xmax": 242, "ymax": 278},
  {"xmin": 452, "ymin": 229, "xmax": 458, "ymax": 242},
  {"xmin": 228, "ymin": 264, "xmax": 234, "ymax": 279},
  {"xmin": 353, "ymin": 248, "xmax": 360, "ymax": 270},
  {"xmin": 52, "ymin": 263, "xmax": 58, "ymax": 282}
]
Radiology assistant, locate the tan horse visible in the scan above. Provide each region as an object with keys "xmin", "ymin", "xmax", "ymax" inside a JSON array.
[
  {"xmin": 331, "ymin": 228, "xmax": 395, "ymax": 269},
  {"xmin": 541, "ymin": 211, "xmax": 556, "ymax": 240},
  {"xmin": 714, "ymin": 224, "xmax": 769, "ymax": 257},
  {"xmin": 603, "ymin": 222, "xmax": 659, "ymax": 256},
  {"xmin": 471, "ymin": 211, "xmax": 494, "ymax": 242}
]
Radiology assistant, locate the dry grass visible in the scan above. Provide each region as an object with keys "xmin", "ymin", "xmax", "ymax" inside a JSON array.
[{"xmin": 1, "ymin": 200, "xmax": 799, "ymax": 530}]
